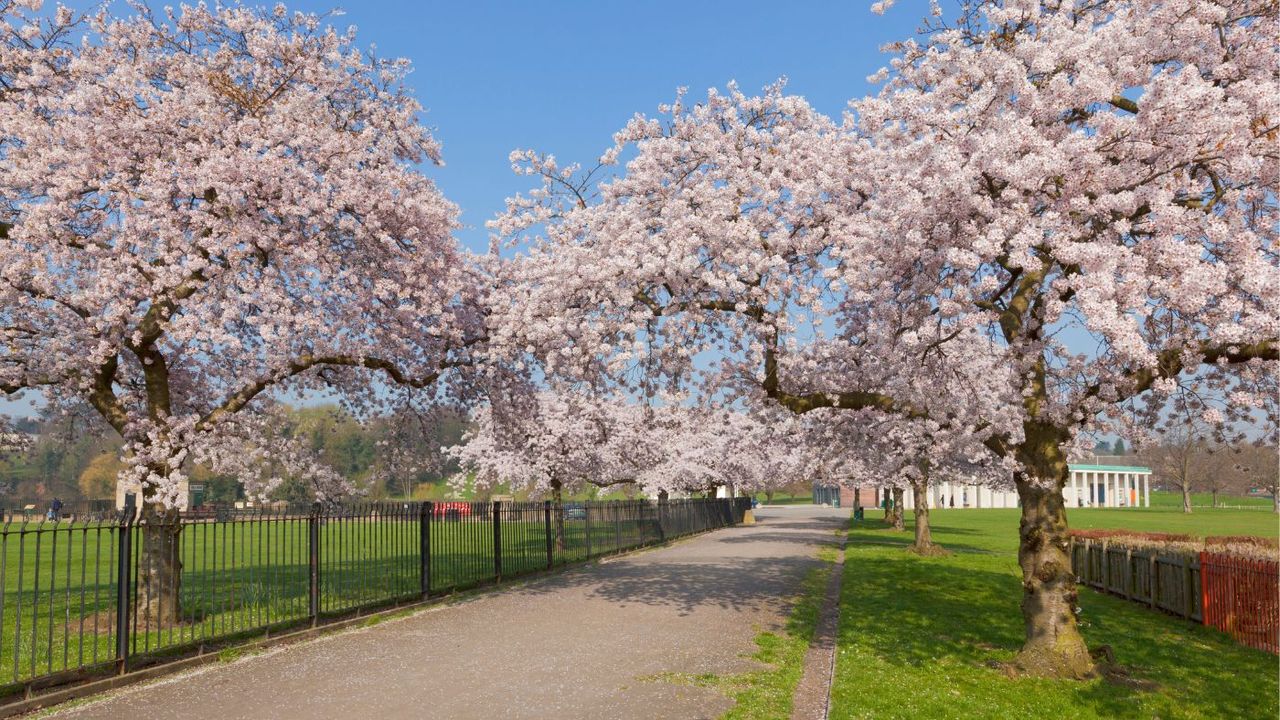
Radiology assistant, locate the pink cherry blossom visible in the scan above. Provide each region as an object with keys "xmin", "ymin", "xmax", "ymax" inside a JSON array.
[{"xmin": 0, "ymin": 3, "xmax": 482, "ymax": 504}]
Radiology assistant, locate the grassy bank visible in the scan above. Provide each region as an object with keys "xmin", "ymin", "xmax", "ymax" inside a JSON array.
[{"xmin": 830, "ymin": 509, "xmax": 1278, "ymax": 720}]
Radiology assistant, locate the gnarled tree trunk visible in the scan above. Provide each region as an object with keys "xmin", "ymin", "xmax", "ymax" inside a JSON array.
[
  {"xmin": 138, "ymin": 503, "xmax": 183, "ymax": 628},
  {"xmin": 1182, "ymin": 485, "xmax": 1192, "ymax": 514},
  {"xmin": 890, "ymin": 487, "xmax": 905, "ymax": 531},
  {"xmin": 1012, "ymin": 473, "xmax": 1095, "ymax": 679}
]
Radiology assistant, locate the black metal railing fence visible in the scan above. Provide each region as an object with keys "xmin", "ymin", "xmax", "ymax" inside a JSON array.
[{"xmin": 0, "ymin": 495, "xmax": 750, "ymax": 700}]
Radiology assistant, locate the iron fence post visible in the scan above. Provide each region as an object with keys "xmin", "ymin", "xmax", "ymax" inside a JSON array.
[
  {"xmin": 308, "ymin": 502, "xmax": 321, "ymax": 624},
  {"xmin": 544, "ymin": 500, "xmax": 553, "ymax": 570},
  {"xmin": 584, "ymin": 503, "xmax": 592, "ymax": 558},
  {"xmin": 115, "ymin": 494, "xmax": 135, "ymax": 675},
  {"xmin": 492, "ymin": 501, "xmax": 502, "ymax": 581},
  {"xmin": 420, "ymin": 502, "xmax": 432, "ymax": 597}
]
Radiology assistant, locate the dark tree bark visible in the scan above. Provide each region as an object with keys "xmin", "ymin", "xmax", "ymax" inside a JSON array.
[{"xmin": 890, "ymin": 487, "xmax": 905, "ymax": 531}]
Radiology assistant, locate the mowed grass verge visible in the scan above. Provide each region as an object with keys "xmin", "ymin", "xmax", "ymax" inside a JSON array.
[{"xmin": 831, "ymin": 508, "xmax": 1278, "ymax": 720}]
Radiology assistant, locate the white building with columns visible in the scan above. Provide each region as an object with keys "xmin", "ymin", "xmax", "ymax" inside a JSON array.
[
  {"xmin": 1061, "ymin": 463, "xmax": 1152, "ymax": 508},
  {"xmin": 846, "ymin": 463, "xmax": 1153, "ymax": 510}
]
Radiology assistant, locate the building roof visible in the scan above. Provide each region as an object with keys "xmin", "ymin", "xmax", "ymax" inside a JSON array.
[{"xmin": 1069, "ymin": 463, "xmax": 1151, "ymax": 473}]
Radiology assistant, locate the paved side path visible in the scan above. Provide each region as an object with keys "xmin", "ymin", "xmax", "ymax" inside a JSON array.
[{"xmin": 49, "ymin": 506, "xmax": 846, "ymax": 720}]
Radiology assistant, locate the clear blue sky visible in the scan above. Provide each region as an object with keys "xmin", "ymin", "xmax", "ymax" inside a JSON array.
[
  {"xmin": 281, "ymin": 0, "xmax": 922, "ymax": 252},
  {"xmin": 3, "ymin": 1, "xmax": 922, "ymax": 418}
]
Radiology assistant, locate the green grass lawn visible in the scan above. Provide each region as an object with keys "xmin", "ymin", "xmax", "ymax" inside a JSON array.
[
  {"xmin": 1148, "ymin": 491, "xmax": 1274, "ymax": 509},
  {"xmin": 761, "ymin": 494, "xmax": 817, "ymax": 506},
  {"xmin": 1065, "ymin": 505, "xmax": 1278, "ymax": 538},
  {"xmin": 831, "ymin": 508, "xmax": 1278, "ymax": 720}
]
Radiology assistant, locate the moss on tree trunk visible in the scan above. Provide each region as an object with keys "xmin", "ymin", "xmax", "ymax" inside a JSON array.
[{"xmin": 1011, "ymin": 475, "xmax": 1095, "ymax": 679}]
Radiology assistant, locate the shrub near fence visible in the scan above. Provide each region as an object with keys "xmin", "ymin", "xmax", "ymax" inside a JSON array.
[
  {"xmin": 1070, "ymin": 532, "xmax": 1280, "ymax": 655},
  {"xmin": 0, "ymin": 496, "xmax": 750, "ymax": 702}
]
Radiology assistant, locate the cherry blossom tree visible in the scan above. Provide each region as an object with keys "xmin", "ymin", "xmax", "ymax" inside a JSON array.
[
  {"xmin": 447, "ymin": 391, "xmax": 633, "ymax": 504},
  {"xmin": 450, "ymin": 391, "xmax": 802, "ymax": 503},
  {"xmin": 844, "ymin": 413, "xmax": 1009, "ymax": 552},
  {"xmin": 0, "ymin": 3, "xmax": 481, "ymax": 624},
  {"xmin": 448, "ymin": 391, "xmax": 776, "ymax": 549},
  {"xmin": 491, "ymin": 0, "xmax": 1276, "ymax": 677}
]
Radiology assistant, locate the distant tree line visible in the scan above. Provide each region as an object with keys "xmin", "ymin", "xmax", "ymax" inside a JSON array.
[{"xmin": 0, "ymin": 404, "xmax": 468, "ymax": 506}]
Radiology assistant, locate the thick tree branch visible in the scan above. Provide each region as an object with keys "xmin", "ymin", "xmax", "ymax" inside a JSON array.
[
  {"xmin": 200, "ymin": 353, "xmax": 460, "ymax": 430},
  {"xmin": 1113, "ymin": 340, "xmax": 1278, "ymax": 402}
]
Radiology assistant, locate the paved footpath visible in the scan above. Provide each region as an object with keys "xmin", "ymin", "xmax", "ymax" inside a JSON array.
[{"xmin": 49, "ymin": 505, "xmax": 846, "ymax": 720}]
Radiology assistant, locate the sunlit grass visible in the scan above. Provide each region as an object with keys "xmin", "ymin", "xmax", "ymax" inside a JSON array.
[{"xmin": 830, "ymin": 510, "xmax": 1278, "ymax": 720}]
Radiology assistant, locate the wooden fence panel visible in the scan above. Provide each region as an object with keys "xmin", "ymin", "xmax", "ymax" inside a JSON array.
[{"xmin": 1071, "ymin": 538, "xmax": 1275, "ymax": 654}]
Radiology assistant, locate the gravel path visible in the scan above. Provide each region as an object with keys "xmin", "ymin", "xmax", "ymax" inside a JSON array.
[{"xmin": 47, "ymin": 505, "xmax": 846, "ymax": 720}]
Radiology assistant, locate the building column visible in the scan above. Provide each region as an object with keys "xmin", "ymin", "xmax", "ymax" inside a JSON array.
[
  {"xmin": 1125, "ymin": 473, "xmax": 1133, "ymax": 507},
  {"xmin": 1087, "ymin": 473, "xmax": 1095, "ymax": 506},
  {"xmin": 1142, "ymin": 474, "xmax": 1150, "ymax": 507}
]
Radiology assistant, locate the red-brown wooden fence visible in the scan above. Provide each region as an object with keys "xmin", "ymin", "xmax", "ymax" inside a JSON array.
[{"xmin": 1200, "ymin": 552, "xmax": 1279, "ymax": 654}]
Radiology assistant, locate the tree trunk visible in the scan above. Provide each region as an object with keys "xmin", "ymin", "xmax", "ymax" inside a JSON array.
[
  {"xmin": 657, "ymin": 489, "xmax": 670, "ymax": 536},
  {"xmin": 765, "ymin": 489, "xmax": 774, "ymax": 504},
  {"xmin": 1181, "ymin": 485, "xmax": 1192, "ymax": 514},
  {"xmin": 551, "ymin": 478, "xmax": 566, "ymax": 553},
  {"xmin": 908, "ymin": 479, "xmax": 944, "ymax": 555},
  {"xmin": 138, "ymin": 503, "xmax": 182, "ymax": 628},
  {"xmin": 1212, "ymin": 489, "xmax": 1219, "ymax": 508},
  {"xmin": 890, "ymin": 487, "xmax": 905, "ymax": 531},
  {"xmin": 1012, "ymin": 478, "xmax": 1095, "ymax": 678}
]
